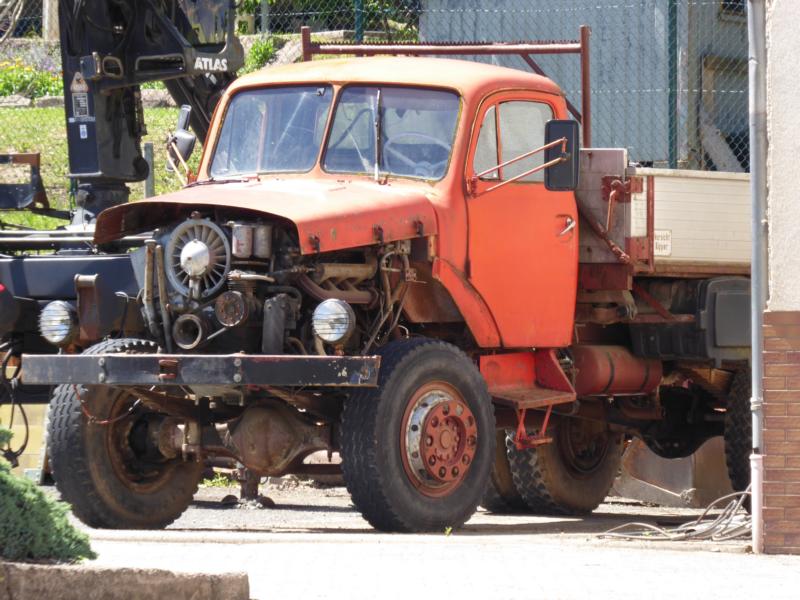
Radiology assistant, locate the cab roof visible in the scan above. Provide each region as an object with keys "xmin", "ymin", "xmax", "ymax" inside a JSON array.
[{"xmin": 228, "ymin": 55, "xmax": 564, "ymax": 99}]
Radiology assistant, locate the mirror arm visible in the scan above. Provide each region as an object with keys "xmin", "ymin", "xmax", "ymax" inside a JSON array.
[
  {"xmin": 167, "ymin": 139, "xmax": 189, "ymax": 186},
  {"xmin": 482, "ymin": 153, "xmax": 569, "ymax": 194},
  {"xmin": 474, "ymin": 136, "xmax": 566, "ymax": 180}
]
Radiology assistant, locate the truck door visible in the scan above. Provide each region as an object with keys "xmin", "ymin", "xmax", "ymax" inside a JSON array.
[{"xmin": 465, "ymin": 93, "xmax": 578, "ymax": 348}]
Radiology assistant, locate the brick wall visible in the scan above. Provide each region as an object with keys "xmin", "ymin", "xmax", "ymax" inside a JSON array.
[{"xmin": 762, "ymin": 311, "xmax": 800, "ymax": 554}]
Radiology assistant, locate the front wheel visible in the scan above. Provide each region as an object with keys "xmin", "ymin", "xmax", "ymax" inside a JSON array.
[
  {"xmin": 340, "ymin": 339, "xmax": 496, "ymax": 532},
  {"xmin": 47, "ymin": 338, "xmax": 202, "ymax": 529}
]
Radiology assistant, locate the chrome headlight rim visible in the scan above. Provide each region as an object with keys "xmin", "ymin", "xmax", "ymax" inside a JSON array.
[
  {"xmin": 312, "ymin": 299, "xmax": 356, "ymax": 344},
  {"xmin": 39, "ymin": 300, "xmax": 78, "ymax": 347}
]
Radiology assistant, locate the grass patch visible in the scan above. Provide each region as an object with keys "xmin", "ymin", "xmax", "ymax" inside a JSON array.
[
  {"xmin": 0, "ymin": 106, "xmax": 197, "ymax": 228},
  {"xmin": 201, "ymin": 471, "xmax": 235, "ymax": 488}
]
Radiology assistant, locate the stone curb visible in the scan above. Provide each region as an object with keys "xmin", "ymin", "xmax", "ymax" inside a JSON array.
[{"xmin": 0, "ymin": 561, "xmax": 249, "ymax": 600}]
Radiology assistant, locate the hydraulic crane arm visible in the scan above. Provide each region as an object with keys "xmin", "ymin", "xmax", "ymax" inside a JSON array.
[{"xmin": 57, "ymin": 0, "xmax": 243, "ymax": 220}]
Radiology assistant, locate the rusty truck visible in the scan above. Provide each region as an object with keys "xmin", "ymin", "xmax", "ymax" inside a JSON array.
[{"xmin": 20, "ymin": 30, "xmax": 752, "ymax": 532}]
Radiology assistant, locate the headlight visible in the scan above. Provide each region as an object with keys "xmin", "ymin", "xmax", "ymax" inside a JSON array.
[
  {"xmin": 39, "ymin": 301, "xmax": 78, "ymax": 346},
  {"xmin": 312, "ymin": 299, "xmax": 356, "ymax": 344}
]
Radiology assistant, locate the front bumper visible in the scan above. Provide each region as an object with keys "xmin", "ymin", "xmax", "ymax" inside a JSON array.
[{"xmin": 21, "ymin": 353, "xmax": 380, "ymax": 387}]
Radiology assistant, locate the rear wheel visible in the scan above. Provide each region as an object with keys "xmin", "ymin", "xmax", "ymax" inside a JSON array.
[
  {"xmin": 340, "ymin": 339, "xmax": 495, "ymax": 532},
  {"xmin": 724, "ymin": 367, "xmax": 752, "ymax": 500},
  {"xmin": 47, "ymin": 338, "xmax": 202, "ymax": 529},
  {"xmin": 506, "ymin": 416, "xmax": 622, "ymax": 515},
  {"xmin": 481, "ymin": 430, "xmax": 529, "ymax": 513}
]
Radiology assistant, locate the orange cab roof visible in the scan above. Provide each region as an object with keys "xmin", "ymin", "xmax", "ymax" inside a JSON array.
[{"xmin": 227, "ymin": 56, "xmax": 564, "ymax": 99}]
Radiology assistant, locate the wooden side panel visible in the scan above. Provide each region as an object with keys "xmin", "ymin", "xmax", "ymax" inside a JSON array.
[{"xmin": 638, "ymin": 168, "xmax": 751, "ymax": 269}]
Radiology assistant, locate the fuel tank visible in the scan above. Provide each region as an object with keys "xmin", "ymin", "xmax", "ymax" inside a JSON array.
[{"xmin": 571, "ymin": 344, "xmax": 662, "ymax": 396}]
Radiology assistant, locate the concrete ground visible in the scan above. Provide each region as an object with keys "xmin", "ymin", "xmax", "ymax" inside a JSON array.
[{"xmin": 71, "ymin": 482, "xmax": 800, "ymax": 600}]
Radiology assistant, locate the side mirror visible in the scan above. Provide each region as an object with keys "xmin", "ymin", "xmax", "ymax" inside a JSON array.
[
  {"xmin": 544, "ymin": 119, "xmax": 580, "ymax": 191},
  {"xmin": 167, "ymin": 105, "xmax": 197, "ymax": 171}
]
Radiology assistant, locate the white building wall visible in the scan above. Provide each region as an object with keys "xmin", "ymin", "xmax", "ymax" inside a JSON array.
[{"xmin": 766, "ymin": 0, "xmax": 800, "ymax": 311}]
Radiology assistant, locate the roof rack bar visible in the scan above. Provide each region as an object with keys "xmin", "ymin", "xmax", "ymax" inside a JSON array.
[{"xmin": 299, "ymin": 25, "xmax": 592, "ymax": 147}]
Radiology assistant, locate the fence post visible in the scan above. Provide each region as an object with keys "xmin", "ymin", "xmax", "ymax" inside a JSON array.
[
  {"xmin": 354, "ymin": 0, "xmax": 364, "ymax": 43},
  {"xmin": 144, "ymin": 143, "xmax": 155, "ymax": 198},
  {"xmin": 667, "ymin": 0, "xmax": 678, "ymax": 169},
  {"xmin": 42, "ymin": 0, "xmax": 59, "ymax": 41},
  {"xmin": 260, "ymin": 0, "xmax": 270, "ymax": 34}
]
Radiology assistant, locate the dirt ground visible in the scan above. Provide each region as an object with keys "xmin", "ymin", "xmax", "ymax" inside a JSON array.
[{"xmin": 70, "ymin": 481, "xmax": 800, "ymax": 600}]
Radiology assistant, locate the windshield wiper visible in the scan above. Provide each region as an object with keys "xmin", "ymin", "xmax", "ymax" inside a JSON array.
[
  {"xmin": 186, "ymin": 176, "xmax": 257, "ymax": 188},
  {"xmin": 374, "ymin": 88, "xmax": 383, "ymax": 182}
]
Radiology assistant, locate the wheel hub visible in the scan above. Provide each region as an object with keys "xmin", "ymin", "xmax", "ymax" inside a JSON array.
[
  {"xmin": 560, "ymin": 418, "xmax": 610, "ymax": 476},
  {"xmin": 404, "ymin": 385, "xmax": 477, "ymax": 490}
]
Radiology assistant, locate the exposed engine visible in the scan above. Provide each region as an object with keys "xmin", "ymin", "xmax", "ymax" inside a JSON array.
[{"xmin": 122, "ymin": 211, "xmax": 405, "ymax": 360}]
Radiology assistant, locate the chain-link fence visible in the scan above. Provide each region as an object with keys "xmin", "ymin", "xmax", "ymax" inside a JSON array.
[{"xmin": 0, "ymin": 1, "xmax": 749, "ymax": 212}]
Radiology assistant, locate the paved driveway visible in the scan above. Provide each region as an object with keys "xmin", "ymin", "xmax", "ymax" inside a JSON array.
[{"xmin": 81, "ymin": 485, "xmax": 800, "ymax": 600}]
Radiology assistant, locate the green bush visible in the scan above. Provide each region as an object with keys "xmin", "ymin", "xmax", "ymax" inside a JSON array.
[
  {"xmin": 242, "ymin": 36, "xmax": 277, "ymax": 73},
  {"xmin": 0, "ymin": 426, "xmax": 96, "ymax": 563},
  {"xmin": 0, "ymin": 60, "xmax": 63, "ymax": 99}
]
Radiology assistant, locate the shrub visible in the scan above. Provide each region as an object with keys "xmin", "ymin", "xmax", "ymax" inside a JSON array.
[
  {"xmin": 0, "ymin": 426, "xmax": 96, "ymax": 562},
  {"xmin": 0, "ymin": 60, "xmax": 63, "ymax": 98},
  {"xmin": 243, "ymin": 36, "xmax": 277, "ymax": 73}
]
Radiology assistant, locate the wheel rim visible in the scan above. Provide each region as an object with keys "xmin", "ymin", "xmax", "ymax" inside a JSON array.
[
  {"xmin": 557, "ymin": 418, "xmax": 612, "ymax": 477},
  {"xmin": 102, "ymin": 388, "xmax": 180, "ymax": 494},
  {"xmin": 400, "ymin": 381, "xmax": 478, "ymax": 498}
]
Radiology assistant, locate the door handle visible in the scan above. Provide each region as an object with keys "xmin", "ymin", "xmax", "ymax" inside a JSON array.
[{"xmin": 558, "ymin": 216, "xmax": 575, "ymax": 237}]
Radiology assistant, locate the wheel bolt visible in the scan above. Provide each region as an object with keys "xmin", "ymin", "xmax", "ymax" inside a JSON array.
[
  {"xmin": 439, "ymin": 467, "xmax": 446, "ymax": 478},
  {"xmin": 468, "ymin": 435, "xmax": 477, "ymax": 447},
  {"xmin": 467, "ymin": 416, "xmax": 474, "ymax": 426},
  {"xmin": 426, "ymin": 435, "xmax": 433, "ymax": 446},
  {"xmin": 431, "ymin": 417, "xmax": 439, "ymax": 427},
  {"xmin": 452, "ymin": 467, "xmax": 459, "ymax": 477},
  {"xmin": 462, "ymin": 454, "xmax": 470, "ymax": 465},
  {"xmin": 428, "ymin": 455, "xmax": 436, "ymax": 465},
  {"xmin": 442, "ymin": 404, "xmax": 450, "ymax": 415}
]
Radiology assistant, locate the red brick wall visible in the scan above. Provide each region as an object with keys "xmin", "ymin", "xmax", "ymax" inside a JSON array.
[{"xmin": 762, "ymin": 311, "xmax": 800, "ymax": 554}]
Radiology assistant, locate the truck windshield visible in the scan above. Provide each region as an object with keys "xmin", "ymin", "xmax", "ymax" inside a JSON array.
[
  {"xmin": 209, "ymin": 85, "xmax": 333, "ymax": 178},
  {"xmin": 323, "ymin": 86, "xmax": 460, "ymax": 180}
]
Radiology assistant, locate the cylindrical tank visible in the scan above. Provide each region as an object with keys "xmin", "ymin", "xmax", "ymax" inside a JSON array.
[
  {"xmin": 253, "ymin": 223, "xmax": 273, "ymax": 259},
  {"xmin": 230, "ymin": 223, "xmax": 253, "ymax": 258},
  {"xmin": 571, "ymin": 345, "xmax": 662, "ymax": 396}
]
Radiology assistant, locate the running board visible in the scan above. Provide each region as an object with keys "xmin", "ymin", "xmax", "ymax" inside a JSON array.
[{"xmin": 480, "ymin": 349, "xmax": 576, "ymax": 410}]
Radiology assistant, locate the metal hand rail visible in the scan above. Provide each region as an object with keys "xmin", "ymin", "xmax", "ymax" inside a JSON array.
[{"xmin": 474, "ymin": 137, "xmax": 568, "ymax": 194}]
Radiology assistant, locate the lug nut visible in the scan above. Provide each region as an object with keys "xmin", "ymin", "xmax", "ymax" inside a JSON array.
[{"xmin": 438, "ymin": 467, "xmax": 446, "ymax": 478}]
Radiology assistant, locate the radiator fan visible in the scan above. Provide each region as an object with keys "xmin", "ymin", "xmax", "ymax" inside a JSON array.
[{"xmin": 165, "ymin": 218, "xmax": 231, "ymax": 299}]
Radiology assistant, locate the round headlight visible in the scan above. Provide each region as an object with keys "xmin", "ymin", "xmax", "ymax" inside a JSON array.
[
  {"xmin": 312, "ymin": 299, "xmax": 356, "ymax": 344},
  {"xmin": 39, "ymin": 301, "xmax": 78, "ymax": 347}
]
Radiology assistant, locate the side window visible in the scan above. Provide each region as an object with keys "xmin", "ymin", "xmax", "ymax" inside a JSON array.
[
  {"xmin": 473, "ymin": 105, "xmax": 498, "ymax": 180},
  {"xmin": 472, "ymin": 100, "xmax": 553, "ymax": 183},
  {"xmin": 498, "ymin": 101, "xmax": 552, "ymax": 183}
]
